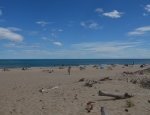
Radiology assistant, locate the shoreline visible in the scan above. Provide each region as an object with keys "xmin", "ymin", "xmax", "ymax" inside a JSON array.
[{"xmin": 0, "ymin": 64, "xmax": 149, "ymax": 69}]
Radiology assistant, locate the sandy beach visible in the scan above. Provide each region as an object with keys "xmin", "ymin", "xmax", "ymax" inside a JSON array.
[{"xmin": 0, "ymin": 65, "xmax": 150, "ymax": 115}]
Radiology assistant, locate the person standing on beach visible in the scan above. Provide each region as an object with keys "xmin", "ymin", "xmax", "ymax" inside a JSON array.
[{"xmin": 68, "ymin": 66, "xmax": 71, "ymax": 75}]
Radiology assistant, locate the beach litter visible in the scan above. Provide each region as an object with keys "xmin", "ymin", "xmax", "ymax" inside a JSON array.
[
  {"xmin": 51, "ymin": 86, "xmax": 59, "ymax": 89},
  {"xmin": 39, "ymin": 86, "xmax": 59, "ymax": 93}
]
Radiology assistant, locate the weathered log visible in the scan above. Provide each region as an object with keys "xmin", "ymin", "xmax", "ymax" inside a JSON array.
[
  {"xmin": 98, "ymin": 90, "xmax": 133, "ymax": 99},
  {"xmin": 99, "ymin": 77, "xmax": 112, "ymax": 81},
  {"xmin": 101, "ymin": 107, "xmax": 108, "ymax": 115}
]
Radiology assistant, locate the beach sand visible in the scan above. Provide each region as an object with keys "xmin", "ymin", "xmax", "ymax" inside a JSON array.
[{"xmin": 0, "ymin": 65, "xmax": 150, "ymax": 115}]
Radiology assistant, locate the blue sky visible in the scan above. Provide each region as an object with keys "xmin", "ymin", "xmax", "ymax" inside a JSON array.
[{"xmin": 0, "ymin": 0, "xmax": 150, "ymax": 59}]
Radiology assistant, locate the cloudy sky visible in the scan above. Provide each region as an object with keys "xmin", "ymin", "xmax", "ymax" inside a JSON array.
[{"xmin": 0, "ymin": 0, "xmax": 150, "ymax": 59}]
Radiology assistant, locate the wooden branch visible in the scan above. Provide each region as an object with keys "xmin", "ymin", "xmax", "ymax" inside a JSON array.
[
  {"xmin": 99, "ymin": 77, "xmax": 112, "ymax": 81},
  {"xmin": 98, "ymin": 90, "xmax": 133, "ymax": 99},
  {"xmin": 101, "ymin": 107, "xmax": 108, "ymax": 115}
]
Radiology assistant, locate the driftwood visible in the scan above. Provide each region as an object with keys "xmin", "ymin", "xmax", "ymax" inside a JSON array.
[
  {"xmin": 98, "ymin": 90, "xmax": 133, "ymax": 99},
  {"xmin": 84, "ymin": 82, "xmax": 93, "ymax": 87},
  {"xmin": 101, "ymin": 107, "xmax": 108, "ymax": 115},
  {"xmin": 85, "ymin": 101, "xmax": 95, "ymax": 113},
  {"xmin": 39, "ymin": 86, "xmax": 59, "ymax": 93},
  {"xmin": 122, "ymin": 71, "xmax": 134, "ymax": 75},
  {"xmin": 99, "ymin": 77, "xmax": 112, "ymax": 81},
  {"xmin": 84, "ymin": 80, "xmax": 100, "ymax": 87}
]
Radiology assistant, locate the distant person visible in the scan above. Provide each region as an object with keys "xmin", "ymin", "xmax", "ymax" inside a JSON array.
[
  {"xmin": 68, "ymin": 66, "xmax": 71, "ymax": 75},
  {"xmin": 132, "ymin": 61, "xmax": 134, "ymax": 65}
]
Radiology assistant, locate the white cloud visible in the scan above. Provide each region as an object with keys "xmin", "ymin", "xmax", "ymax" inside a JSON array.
[
  {"xmin": 103, "ymin": 10, "xmax": 123, "ymax": 18},
  {"xmin": 4, "ymin": 42, "xmax": 40, "ymax": 48},
  {"xmin": 145, "ymin": 4, "xmax": 150, "ymax": 12},
  {"xmin": 36, "ymin": 21, "xmax": 50, "ymax": 27},
  {"xmin": 12, "ymin": 41, "xmax": 146, "ymax": 59},
  {"xmin": 128, "ymin": 26, "xmax": 150, "ymax": 36},
  {"xmin": 53, "ymin": 41, "xmax": 62, "ymax": 46},
  {"xmin": 4, "ymin": 43, "xmax": 16, "ymax": 48},
  {"xmin": 95, "ymin": 8, "xmax": 123, "ymax": 19},
  {"xmin": 41, "ymin": 37, "xmax": 62, "ymax": 47},
  {"xmin": 72, "ymin": 41, "xmax": 140, "ymax": 53},
  {"xmin": 50, "ymin": 28, "xmax": 64, "ymax": 38},
  {"xmin": 80, "ymin": 21, "xmax": 100, "ymax": 30},
  {"xmin": 2, "ymin": 40, "xmax": 150, "ymax": 59},
  {"xmin": 51, "ymin": 28, "xmax": 63, "ymax": 32},
  {"xmin": 58, "ymin": 29, "xmax": 63, "ymax": 32},
  {"xmin": 7, "ymin": 27, "xmax": 22, "ymax": 31},
  {"xmin": 2, "ymin": 47, "xmax": 150, "ymax": 59},
  {"xmin": 0, "ymin": 27, "xmax": 23, "ymax": 42},
  {"xmin": 95, "ymin": 8, "xmax": 103, "ymax": 13}
]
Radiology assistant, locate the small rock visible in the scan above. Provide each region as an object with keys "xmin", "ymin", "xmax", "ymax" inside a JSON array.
[
  {"xmin": 39, "ymin": 100, "xmax": 42, "ymax": 102},
  {"xmin": 84, "ymin": 82, "xmax": 93, "ymax": 87},
  {"xmin": 74, "ymin": 94, "xmax": 78, "ymax": 100},
  {"xmin": 125, "ymin": 109, "xmax": 128, "ymax": 112},
  {"xmin": 79, "ymin": 78, "xmax": 85, "ymax": 82}
]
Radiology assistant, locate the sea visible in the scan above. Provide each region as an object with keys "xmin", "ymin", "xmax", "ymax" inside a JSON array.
[{"xmin": 0, "ymin": 59, "xmax": 150, "ymax": 68}]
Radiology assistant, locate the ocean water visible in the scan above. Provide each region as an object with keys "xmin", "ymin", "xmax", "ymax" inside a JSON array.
[{"xmin": 0, "ymin": 59, "xmax": 150, "ymax": 68}]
